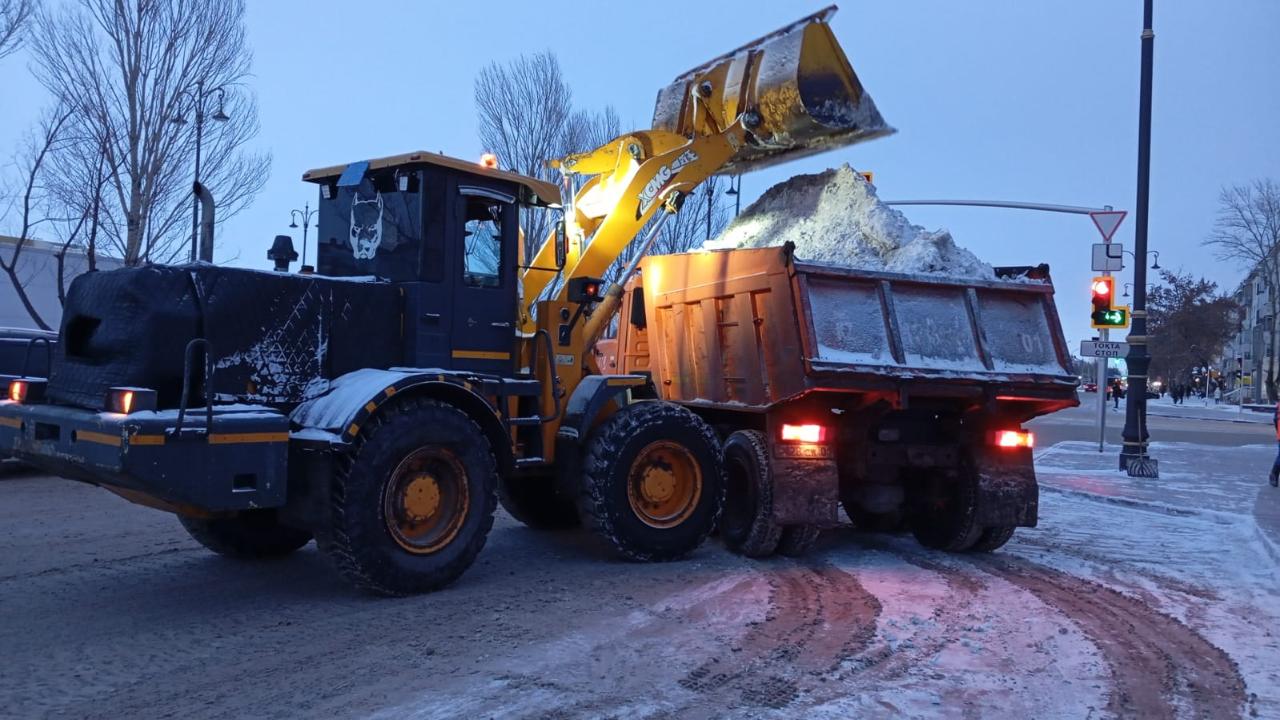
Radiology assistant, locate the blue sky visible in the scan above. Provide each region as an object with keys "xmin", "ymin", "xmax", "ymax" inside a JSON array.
[{"xmin": 2, "ymin": 1, "xmax": 1278, "ymax": 351}]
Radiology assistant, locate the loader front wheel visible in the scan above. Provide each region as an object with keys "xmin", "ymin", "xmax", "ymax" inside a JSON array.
[
  {"xmin": 579, "ymin": 402, "xmax": 724, "ymax": 561},
  {"xmin": 179, "ymin": 510, "xmax": 312, "ymax": 559},
  {"xmin": 318, "ymin": 398, "xmax": 497, "ymax": 596},
  {"xmin": 720, "ymin": 430, "xmax": 783, "ymax": 558}
]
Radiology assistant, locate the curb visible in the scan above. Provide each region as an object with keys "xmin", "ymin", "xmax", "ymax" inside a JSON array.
[{"xmin": 1146, "ymin": 410, "xmax": 1270, "ymax": 426}]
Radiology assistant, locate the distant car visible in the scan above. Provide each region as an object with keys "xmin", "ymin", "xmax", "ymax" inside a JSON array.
[
  {"xmin": 1146, "ymin": 390, "xmax": 1160, "ymax": 400},
  {"xmin": 1083, "ymin": 382, "xmax": 1098, "ymax": 393}
]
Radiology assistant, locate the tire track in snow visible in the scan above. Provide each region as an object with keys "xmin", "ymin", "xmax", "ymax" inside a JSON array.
[
  {"xmin": 973, "ymin": 554, "xmax": 1247, "ymax": 720},
  {"xmin": 678, "ymin": 563, "xmax": 881, "ymax": 710}
]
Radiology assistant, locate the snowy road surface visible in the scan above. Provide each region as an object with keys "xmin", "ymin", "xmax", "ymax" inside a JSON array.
[{"xmin": 2, "ymin": 431, "xmax": 1277, "ymax": 718}]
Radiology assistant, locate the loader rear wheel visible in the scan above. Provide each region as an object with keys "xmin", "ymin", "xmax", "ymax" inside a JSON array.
[
  {"xmin": 579, "ymin": 402, "xmax": 724, "ymax": 562},
  {"xmin": 776, "ymin": 525, "xmax": 822, "ymax": 557},
  {"xmin": 910, "ymin": 470, "xmax": 982, "ymax": 552},
  {"xmin": 498, "ymin": 475, "xmax": 580, "ymax": 529},
  {"xmin": 968, "ymin": 525, "xmax": 1016, "ymax": 553},
  {"xmin": 318, "ymin": 398, "xmax": 497, "ymax": 596},
  {"xmin": 720, "ymin": 430, "xmax": 783, "ymax": 558},
  {"xmin": 179, "ymin": 510, "xmax": 311, "ymax": 559}
]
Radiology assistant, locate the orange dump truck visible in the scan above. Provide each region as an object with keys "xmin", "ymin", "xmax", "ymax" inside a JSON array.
[{"xmin": 608, "ymin": 244, "xmax": 1078, "ymax": 556}]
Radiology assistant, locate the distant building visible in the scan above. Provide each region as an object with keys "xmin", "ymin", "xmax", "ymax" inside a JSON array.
[
  {"xmin": 1221, "ymin": 268, "xmax": 1272, "ymax": 403},
  {"xmin": 0, "ymin": 235, "xmax": 122, "ymax": 331}
]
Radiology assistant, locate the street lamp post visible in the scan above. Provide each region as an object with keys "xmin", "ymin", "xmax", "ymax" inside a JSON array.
[
  {"xmin": 172, "ymin": 79, "xmax": 230, "ymax": 263},
  {"xmin": 725, "ymin": 175, "xmax": 742, "ymax": 217},
  {"xmin": 290, "ymin": 202, "xmax": 318, "ymax": 269},
  {"xmin": 1121, "ymin": 0, "xmax": 1157, "ymax": 475}
]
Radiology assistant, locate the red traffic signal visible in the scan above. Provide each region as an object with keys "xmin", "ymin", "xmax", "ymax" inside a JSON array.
[{"xmin": 1090, "ymin": 276, "xmax": 1128, "ymax": 329}]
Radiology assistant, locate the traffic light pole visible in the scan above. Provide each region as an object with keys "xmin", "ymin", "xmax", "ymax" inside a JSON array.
[
  {"xmin": 1096, "ymin": 324, "xmax": 1108, "ymax": 452},
  {"xmin": 1120, "ymin": 0, "xmax": 1156, "ymax": 475}
]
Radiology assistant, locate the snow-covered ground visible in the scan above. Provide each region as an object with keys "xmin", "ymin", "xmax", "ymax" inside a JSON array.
[
  {"xmin": 367, "ymin": 441, "xmax": 1278, "ymax": 719},
  {"xmin": 4, "ymin": 439, "xmax": 1276, "ymax": 719}
]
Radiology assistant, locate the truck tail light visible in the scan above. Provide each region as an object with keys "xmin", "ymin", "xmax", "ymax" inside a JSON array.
[
  {"xmin": 106, "ymin": 387, "xmax": 157, "ymax": 415},
  {"xmin": 780, "ymin": 423, "xmax": 827, "ymax": 443},
  {"xmin": 992, "ymin": 430, "xmax": 1034, "ymax": 449},
  {"xmin": 8, "ymin": 380, "xmax": 26, "ymax": 403}
]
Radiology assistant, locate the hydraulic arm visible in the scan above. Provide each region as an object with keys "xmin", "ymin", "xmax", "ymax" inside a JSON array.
[{"xmin": 519, "ymin": 5, "xmax": 893, "ymax": 345}]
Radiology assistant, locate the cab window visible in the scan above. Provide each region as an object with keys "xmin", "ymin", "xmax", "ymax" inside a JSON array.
[{"xmin": 462, "ymin": 196, "xmax": 504, "ymax": 288}]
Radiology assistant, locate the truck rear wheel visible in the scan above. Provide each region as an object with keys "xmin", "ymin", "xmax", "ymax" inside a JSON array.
[
  {"xmin": 910, "ymin": 471, "xmax": 982, "ymax": 552},
  {"xmin": 720, "ymin": 430, "xmax": 783, "ymax": 558},
  {"xmin": 179, "ymin": 510, "xmax": 312, "ymax": 558},
  {"xmin": 968, "ymin": 525, "xmax": 1016, "ymax": 553},
  {"xmin": 319, "ymin": 398, "xmax": 497, "ymax": 596},
  {"xmin": 498, "ymin": 475, "xmax": 580, "ymax": 529},
  {"xmin": 579, "ymin": 401, "xmax": 724, "ymax": 562},
  {"xmin": 776, "ymin": 525, "xmax": 821, "ymax": 557}
]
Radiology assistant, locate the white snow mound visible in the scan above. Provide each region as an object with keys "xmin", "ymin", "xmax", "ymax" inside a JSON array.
[{"xmin": 714, "ymin": 164, "xmax": 996, "ymax": 280}]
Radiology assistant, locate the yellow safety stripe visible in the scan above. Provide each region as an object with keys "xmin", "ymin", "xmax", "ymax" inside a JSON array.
[
  {"xmin": 208, "ymin": 432, "xmax": 290, "ymax": 445},
  {"xmin": 77, "ymin": 430, "xmax": 122, "ymax": 447},
  {"xmin": 130, "ymin": 434, "xmax": 166, "ymax": 446},
  {"xmin": 0, "ymin": 416, "xmax": 20, "ymax": 428},
  {"xmin": 606, "ymin": 377, "xmax": 645, "ymax": 387},
  {"xmin": 451, "ymin": 350, "xmax": 511, "ymax": 361}
]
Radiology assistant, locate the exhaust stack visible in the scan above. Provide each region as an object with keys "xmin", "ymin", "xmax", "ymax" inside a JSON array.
[{"xmin": 194, "ymin": 181, "xmax": 215, "ymax": 263}]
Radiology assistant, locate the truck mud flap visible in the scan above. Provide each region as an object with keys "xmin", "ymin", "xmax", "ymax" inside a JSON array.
[
  {"xmin": 769, "ymin": 450, "xmax": 841, "ymax": 527},
  {"xmin": 971, "ymin": 447, "xmax": 1038, "ymax": 528}
]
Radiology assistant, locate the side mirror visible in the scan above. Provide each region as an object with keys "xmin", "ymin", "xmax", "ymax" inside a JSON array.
[{"xmin": 554, "ymin": 220, "xmax": 568, "ymax": 271}]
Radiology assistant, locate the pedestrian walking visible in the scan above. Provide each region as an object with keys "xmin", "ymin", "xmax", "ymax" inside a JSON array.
[
  {"xmin": 1112, "ymin": 379, "xmax": 1123, "ymax": 410},
  {"xmin": 1271, "ymin": 400, "xmax": 1280, "ymax": 488}
]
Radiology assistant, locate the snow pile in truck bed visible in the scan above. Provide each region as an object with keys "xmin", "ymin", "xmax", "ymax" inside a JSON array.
[{"xmin": 713, "ymin": 164, "xmax": 996, "ymax": 280}]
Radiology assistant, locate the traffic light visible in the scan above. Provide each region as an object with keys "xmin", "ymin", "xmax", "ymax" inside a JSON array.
[{"xmin": 1090, "ymin": 276, "xmax": 1129, "ymax": 329}]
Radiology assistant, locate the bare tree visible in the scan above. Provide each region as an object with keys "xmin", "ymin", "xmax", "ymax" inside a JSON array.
[
  {"xmin": 29, "ymin": 0, "xmax": 269, "ymax": 266},
  {"xmin": 475, "ymin": 51, "xmax": 585, "ymax": 263},
  {"xmin": 0, "ymin": 0, "xmax": 35, "ymax": 60},
  {"xmin": 0, "ymin": 106, "xmax": 73, "ymax": 330},
  {"xmin": 1207, "ymin": 179, "xmax": 1280, "ymax": 400}
]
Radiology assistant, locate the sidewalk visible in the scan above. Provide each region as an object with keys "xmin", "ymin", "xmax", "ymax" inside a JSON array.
[
  {"xmin": 1144, "ymin": 395, "xmax": 1271, "ymax": 425},
  {"xmin": 1035, "ymin": 440, "xmax": 1280, "ymax": 559}
]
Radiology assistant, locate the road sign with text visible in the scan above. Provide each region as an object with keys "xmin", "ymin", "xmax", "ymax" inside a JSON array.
[{"xmin": 1080, "ymin": 340, "xmax": 1130, "ymax": 358}]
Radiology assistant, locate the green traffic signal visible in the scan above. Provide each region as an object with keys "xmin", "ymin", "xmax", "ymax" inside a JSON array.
[{"xmin": 1091, "ymin": 307, "xmax": 1129, "ymax": 328}]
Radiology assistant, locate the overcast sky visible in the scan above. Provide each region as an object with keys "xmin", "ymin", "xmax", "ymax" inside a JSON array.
[{"xmin": 2, "ymin": 1, "xmax": 1278, "ymax": 350}]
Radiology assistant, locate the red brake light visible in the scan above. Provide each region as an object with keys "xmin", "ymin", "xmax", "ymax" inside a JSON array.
[
  {"xmin": 119, "ymin": 390, "xmax": 134, "ymax": 414},
  {"xmin": 994, "ymin": 430, "xmax": 1034, "ymax": 448},
  {"xmin": 780, "ymin": 423, "xmax": 826, "ymax": 443},
  {"xmin": 8, "ymin": 380, "xmax": 26, "ymax": 403}
]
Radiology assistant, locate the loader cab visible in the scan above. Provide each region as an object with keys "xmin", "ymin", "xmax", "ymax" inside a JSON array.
[{"xmin": 304, "ymin": 151, "xmax": 561, "ymax": 374}]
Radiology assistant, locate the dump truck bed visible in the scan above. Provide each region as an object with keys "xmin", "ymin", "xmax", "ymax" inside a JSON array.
[{"xmin": 618, "ymin": 245, "xmax": 1078, "ymax": 419}]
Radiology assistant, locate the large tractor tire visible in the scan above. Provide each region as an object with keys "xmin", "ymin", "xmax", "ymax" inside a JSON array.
[
  {"xmin": 179, "ymin": 510, "xmax": 312, "ymax": 559},
  {"xmin": 720, "ymin": 430, "xmax": 783, "ymax": 558},
  {"xmin": 578, "ymin": 401, "xmax": 724, "ymax": 562},
  {"xmin": 317, "ymin": 398, "xmax": 498, "ymax": 596},
  {"xmin": 910, "ymin": 470, "xmax": 983, "ymax": 552},
  {"xmin": 498, "ymin": 475, "xmax": 580, "ymax": 529}
]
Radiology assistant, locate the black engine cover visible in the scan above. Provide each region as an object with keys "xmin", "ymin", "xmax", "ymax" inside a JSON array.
[{"xmin": 49, "ymin": 265, "xmax": 400, "ymax": 409}]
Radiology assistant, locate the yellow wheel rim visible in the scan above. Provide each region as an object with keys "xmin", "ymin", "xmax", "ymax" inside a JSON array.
[
  {"xmin": 626, "ymin": 440, "xmax": 702, "ymax": 529},
  {"xmin": 383, "ymin": 447, "xmax": 469, "ymax": 554}
]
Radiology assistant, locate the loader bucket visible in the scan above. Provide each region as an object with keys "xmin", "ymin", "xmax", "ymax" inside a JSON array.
[{"xmin": 652, "ymin": 6, "xmax": 893, "ymax": 174}]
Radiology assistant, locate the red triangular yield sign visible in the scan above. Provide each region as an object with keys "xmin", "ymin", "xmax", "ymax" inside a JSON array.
[{"xmin": 1089, "ymin": 210, "xmax": 1127, "ymax": 242}]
